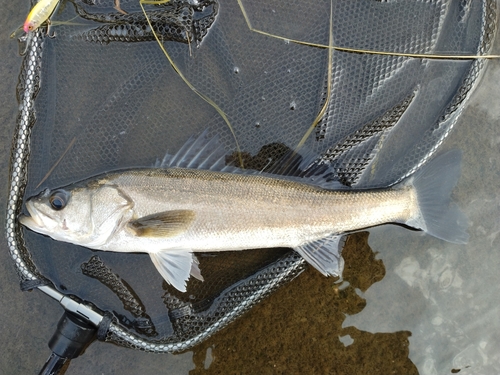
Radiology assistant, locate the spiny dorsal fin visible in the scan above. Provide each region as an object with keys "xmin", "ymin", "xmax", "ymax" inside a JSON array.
[
  {"xmin": 294, "ymin": 234, "xmax": 346, "ymax": 277},
  {"xmin": 156, "ymin": 130, "xmax": 346, "ymax": 189},
  {"xmin": 128, "ymin": 210, "xmax": 195, "ymax": 238},
  {"xmin": 159, "ymin": 130, "xmax": 228, "ymax": 171}
]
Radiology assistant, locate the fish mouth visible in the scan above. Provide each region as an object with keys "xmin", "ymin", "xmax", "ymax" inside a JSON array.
[{"xmin": 18, "ymin": 201, "xmax": 45, "ymax": 230}]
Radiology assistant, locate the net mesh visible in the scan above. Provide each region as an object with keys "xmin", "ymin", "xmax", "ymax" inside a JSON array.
[{"xmin": 7, "ymin": 0, "xmax": 496, "ymax": 352}]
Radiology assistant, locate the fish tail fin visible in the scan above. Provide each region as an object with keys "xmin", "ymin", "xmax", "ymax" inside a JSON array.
[{"xmin": 405, "ymin": 150, "xmax": 468, "ymax": 244}]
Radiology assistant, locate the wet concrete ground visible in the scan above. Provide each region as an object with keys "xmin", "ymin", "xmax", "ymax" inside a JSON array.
[{"xmin": 1, "ymin": 1, "xmax": 500, "ymax": 374}]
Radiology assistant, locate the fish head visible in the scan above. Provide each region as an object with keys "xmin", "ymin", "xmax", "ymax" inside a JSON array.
[
  {"xmin": 19, "ymin": 182, "xmax": 134, "ymax": 247},
  {"xmin": 20, "ymin": 187, "xmax": 93, "ymax": 242}
]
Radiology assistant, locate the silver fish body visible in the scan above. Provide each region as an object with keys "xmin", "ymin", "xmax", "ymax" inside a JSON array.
[
  {"xmin": 75, "ymin": 168, "xmax": 417, "ymax": 253},
  {"xmin": 19, "ymin": 133, "xmax": 468, "ymax": 292}
]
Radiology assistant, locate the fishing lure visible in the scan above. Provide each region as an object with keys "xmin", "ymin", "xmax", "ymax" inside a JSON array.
[{"xmin": 23, "ymin": 0, "xmax": 60, "ymax": 33}]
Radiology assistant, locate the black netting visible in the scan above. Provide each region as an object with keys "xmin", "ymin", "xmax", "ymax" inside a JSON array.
[{"xmin": 73, "ymin": 0, "xmax": 218, "ymax": 45}]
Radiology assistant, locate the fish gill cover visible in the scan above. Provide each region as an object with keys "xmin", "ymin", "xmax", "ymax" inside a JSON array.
[{"xmin": 8, "ymin": 0, "xmax": 496, "ymax": 356}]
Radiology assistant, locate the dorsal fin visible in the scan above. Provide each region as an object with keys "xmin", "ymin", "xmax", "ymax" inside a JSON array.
[
  {"xmin": 158, "ymin": 130, "xmax": 228, "ymax": 171},
  {"xmin": 156, "ymin": 130, "xmax": 347, "ymax": 190}
]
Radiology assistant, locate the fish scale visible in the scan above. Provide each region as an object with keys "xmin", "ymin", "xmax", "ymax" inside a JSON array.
[{"xmin": 106, "ymin": 168, "xmax": 416, "ymax": 251}]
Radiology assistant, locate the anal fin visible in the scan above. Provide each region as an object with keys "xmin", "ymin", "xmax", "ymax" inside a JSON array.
[
  {"xmin": 294, "ymin": 235, "xmax": 346, "ymax": 277},
  {"xmin": 149, "ymin": 251, "xmax": 202, "ymax": 292}
]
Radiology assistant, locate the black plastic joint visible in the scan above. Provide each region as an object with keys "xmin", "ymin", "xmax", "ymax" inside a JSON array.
[{"xmin": 48, "ymin": 312, "xmax": 97, "ymax": 359}]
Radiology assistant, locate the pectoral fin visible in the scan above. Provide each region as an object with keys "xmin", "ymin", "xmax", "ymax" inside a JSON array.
[
  {"xmin": 149, "ymin": 251, "xmax": 202, "ymax": 292},
  {"xmin": 294, "ymin": 235, "xmax": 346, "ymax": 277},
  {"xmin": 128, "ymin": 210, "xmax": 195, "ymax": 238}
]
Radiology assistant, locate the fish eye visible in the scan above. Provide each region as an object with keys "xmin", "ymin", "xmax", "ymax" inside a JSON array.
[{"xmin": 49, "ymin": 190, "xmax": 69, "ymax": 211}]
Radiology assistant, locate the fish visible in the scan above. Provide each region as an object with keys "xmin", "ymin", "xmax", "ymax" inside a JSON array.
[{"xmin": 19, "ymin": 131, "xmax": 468, "ymax": 292}]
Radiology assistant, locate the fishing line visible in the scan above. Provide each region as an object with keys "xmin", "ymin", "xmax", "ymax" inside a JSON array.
[
  {"xmin": 237, "ymin": 0, "xmax": 500, "ymax": 60},
  {"xmin": 35, "ymin": 137, "xmax": 77, "ymax": 189},
  {"xmin": 139, "ymin": 0, "xmax": 245, "ymax": 168}
]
